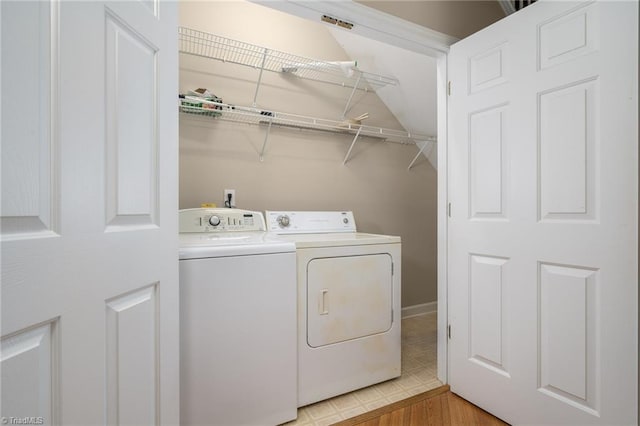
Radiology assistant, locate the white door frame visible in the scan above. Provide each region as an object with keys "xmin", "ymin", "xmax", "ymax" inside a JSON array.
[{"xmin": 249, "ymin": 0, "xmax": 456, "ymax": 383}]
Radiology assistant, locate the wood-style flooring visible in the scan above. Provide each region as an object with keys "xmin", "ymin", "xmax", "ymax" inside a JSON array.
[{"xmin": 332, "ymin": 385, "xmax": 508, "ymax": 426}]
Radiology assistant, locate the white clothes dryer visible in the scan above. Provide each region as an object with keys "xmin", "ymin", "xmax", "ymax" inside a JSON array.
[
  {"xmin": 266, "ymin": 211, "xmax": 401, "ymax": 407},
  {"xmin": 179, "ymin": 208, "xmax": 297, "ymax": 425}
]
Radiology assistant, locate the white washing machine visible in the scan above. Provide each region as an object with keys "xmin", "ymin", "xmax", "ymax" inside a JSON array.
[
  {"xmin": 266, "ymin": 211, "xmax": 401, "ymax": 406},
  {"xmin": 179, "ymin": 208, "xmax": 297, "ymax": 426}
]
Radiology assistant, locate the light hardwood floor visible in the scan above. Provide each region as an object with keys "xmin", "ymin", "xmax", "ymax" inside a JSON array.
[{"xmin": 332, "ymin": 385, "xmax": 509, "ymax": 426}]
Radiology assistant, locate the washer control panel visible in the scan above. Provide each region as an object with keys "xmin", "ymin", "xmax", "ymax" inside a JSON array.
[
  {"xmin": 179, "ymin": 208, "xmax": 266, "ymax": 233},
  {"xmin": 265, "ymin": 211, "xmax": 356, "ymax": 233}
]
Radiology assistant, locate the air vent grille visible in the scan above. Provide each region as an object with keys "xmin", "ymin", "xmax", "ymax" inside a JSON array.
[{"xmin": 321, "ymin": 14, "xmax": 354, "ymax": 30}]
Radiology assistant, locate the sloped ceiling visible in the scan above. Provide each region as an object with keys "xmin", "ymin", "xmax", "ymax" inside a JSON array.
[{"xmin": 327, "ymin": 27, "xmax": 438, "ymax": 169}]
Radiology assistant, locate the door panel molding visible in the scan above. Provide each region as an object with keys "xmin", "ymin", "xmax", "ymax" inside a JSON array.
[
  {"xmin": 468, "ymin": 254, "xmax": 510, "ymax": 376},
  {"xmin": 538, "ymin": 1, "xmax": 598, "ymax": 71},
  {"xmin": 1, "ymin": 1, "xmax": 60, "ymax": 240},
  {"xmin": 468, "ymin": 104, "xmax": 509, "ymax": 219},
  {"xmin": 1, "ymin": 320, "xmax": 60, "ymax": 425},
  {"xmin": 538, "ymin": 77, "xmax": 598, "ymax": 222},
  {"xmin": 105, "ymin": 9, "xmax": 159, "ymax": 232},
  {"xmin": 538, "ymin": 262, "xmax": 599, "ymax": 416},
  {"xmin": 106, "ymin": 284, "xmax": 159, "ymax": 425}
]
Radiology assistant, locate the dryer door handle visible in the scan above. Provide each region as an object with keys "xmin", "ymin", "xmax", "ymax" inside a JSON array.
[{"xmin": 319, "ymin": 289, "xmax": 329, "ymax": 315}]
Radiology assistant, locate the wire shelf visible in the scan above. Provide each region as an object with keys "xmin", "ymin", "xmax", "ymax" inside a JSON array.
[
  {"xmin": 178, "ymin": 27, "xmax": 398, "ymax": 92},
  {"xmin": 179, "ymin": 99, "xmax": 435, "ymax": 146}
]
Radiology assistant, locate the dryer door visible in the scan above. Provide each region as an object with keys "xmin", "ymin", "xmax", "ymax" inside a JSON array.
[{"xmin": 307, "ymin": 253, "xmax": 393, "ymax": 347}]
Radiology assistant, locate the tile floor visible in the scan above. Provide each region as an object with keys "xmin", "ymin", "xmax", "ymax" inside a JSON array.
[{"xmin": 282, "ymin": 312, "xmax": 441, "ymax": 426}]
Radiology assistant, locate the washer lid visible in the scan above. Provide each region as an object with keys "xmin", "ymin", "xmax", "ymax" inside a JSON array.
[{"xmin": 179, "ymin": 232, "xmax": 295, "ymax": 259}]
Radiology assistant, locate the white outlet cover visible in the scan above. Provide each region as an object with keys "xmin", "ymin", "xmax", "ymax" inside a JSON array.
[{"xmin": 224, "ymin": 189, "xmax": 236, "ymax": 207}]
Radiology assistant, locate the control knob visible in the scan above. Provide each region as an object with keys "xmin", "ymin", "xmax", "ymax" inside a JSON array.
[
  {"xmin": 277, "ymin": 215, "xmax": 290, "ymax": 228},
  {"xmin": 209, "ymin": 215, "xmax": 221, "ymax": 226}
]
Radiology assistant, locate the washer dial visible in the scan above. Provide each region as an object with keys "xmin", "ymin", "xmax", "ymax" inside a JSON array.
[{"xmin": 277, "ymin": 215, "xmax": 290, "ymax": 228}]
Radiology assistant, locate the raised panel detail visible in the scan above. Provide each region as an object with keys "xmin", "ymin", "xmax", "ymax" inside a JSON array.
[
  {"xmin": 538, "ymin": 263, "xmax": 598, "ymax": 415},
  {"xmin": 468, "ymin": 43, "xmax": 508, "ymax": 94},
  {"xmin": 1, "ymin": 1, "xmax": 59, "ymax": 239},
  {"xmin": 469, "ymin": 105, "xmax": 507, "ymax": 219},
  {"xmin": 469, "ymin": 254, "xmax": 509, "ymax": 376},
  {"xmin": 538, "ymin": 3, "xmax": 597, "ymax": 70},
  {"xmin": 1, "ymin": 321, "xmax": 58, "ymax": 423},
  {"xmin": 106, "ymin": 285, "xmax": 158, "ymax": 425},
  {"xmin": 539, "ymin": 78, "xmax": 597, "ymax": 221},
  {"xmin": 105, "ymin": 12, "xmax": 159, "ymax": 231}
]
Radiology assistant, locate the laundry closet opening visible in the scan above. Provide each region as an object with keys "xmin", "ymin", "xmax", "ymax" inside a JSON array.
[
  {"xmin": 179, "ymin": 0, "xmax": 439, "ymax": 317},
  {"xmin": 178, "ymin": 0, "xmax": 442, "ymax": 419}
]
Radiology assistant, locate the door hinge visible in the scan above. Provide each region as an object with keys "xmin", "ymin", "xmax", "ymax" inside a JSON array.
[
  {"xmin": 448, "ymin": 324, "xmax": 452, "ymax": 339},
  {"xmin": 448, "ymin": 202, "xmax": 452, "ymax": 218},
  {"xmin": 447, "ymin": 81, "xmax": 451, "ymax": 96}
]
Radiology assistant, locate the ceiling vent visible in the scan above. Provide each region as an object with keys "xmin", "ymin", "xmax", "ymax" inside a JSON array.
[{"xmin": 321, "ymin": 14, "xmax": 354, "ymax": 30}]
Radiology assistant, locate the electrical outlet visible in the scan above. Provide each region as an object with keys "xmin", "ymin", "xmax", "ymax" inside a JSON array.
[{"xmin": 223, "ymin": 189, "xmax": 236, "ymax": 208}]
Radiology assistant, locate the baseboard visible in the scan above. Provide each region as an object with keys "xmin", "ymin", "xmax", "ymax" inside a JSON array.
[{"xmin": 401, "ymin": 301, "xmax": 437, "ymax": 318}]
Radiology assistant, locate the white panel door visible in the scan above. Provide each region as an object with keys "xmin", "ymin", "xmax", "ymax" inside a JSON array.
[
  {"xmin": 448, "ymin": 1, "xmax": 638, "ymax": 424},
  {"xmin": 1, "ymin": 1, "xmax": 179, "ymax": 425}
]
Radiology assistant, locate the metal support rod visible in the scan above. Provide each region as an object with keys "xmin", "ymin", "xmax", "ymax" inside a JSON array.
[
  {"xmin": 253, "ymin": 47, "xmax": 268, "ymax": 107},
  {"xmin": 341, "ymin": 73, "xmax": 363, "ymax": 119},
  {"xmin": 342, "ymin": 126, "xmax": 363, "ymax": 165},
  {"xmin": 259, "ymin": 119, "xmax": 273, "ymax": 161},
  {"xmin": 407, "ymin": 140, "xmax": 431, "ymax": 170}
]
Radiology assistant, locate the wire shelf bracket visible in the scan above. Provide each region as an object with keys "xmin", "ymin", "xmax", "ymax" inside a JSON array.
[
  {"xmin": 342, "ymin": 126, "xmax": 363, "ymax": 165},
  {"xmin": 408, "ymin": 140, "xmax": 436, "ymax": 170},
  {"xmin": 259, "ymin": 117, "xmax": 273, "ymax": 162}
]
